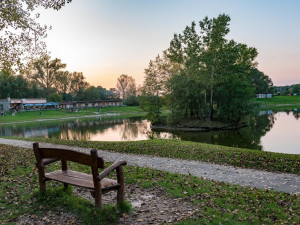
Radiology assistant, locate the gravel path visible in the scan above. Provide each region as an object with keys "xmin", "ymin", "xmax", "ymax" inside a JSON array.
[{"xmin": 1, "ymin": 138, "xmax": 299, "ymax": 194}]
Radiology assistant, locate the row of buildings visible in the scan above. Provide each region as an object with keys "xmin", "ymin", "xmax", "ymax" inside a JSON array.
[{"xmin": 0, "ymin": 98, "xmax": 123, "ymax": 113}]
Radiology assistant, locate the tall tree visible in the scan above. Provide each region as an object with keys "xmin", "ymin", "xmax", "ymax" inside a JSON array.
[
  {"xmin": 116, "ymin": 74, "xmax": 137, "ymax": 103},
  {"xmin": 199, "ymin": 14, "xmax": 231, "ymax": 120},
  {"xmin": 141, "ymin": 52, "xmax": 180, "ymax": 123},
  {"xmin": 69, "ymin": 72, "xmax": 89, "ymax": 96},
  {"xmin": 56, "ymin": 71, "xmax": 71, "ymax": 94},
  {"xmin": 26, "ymin": 55, "xmax": 66, "ymax": 95}
]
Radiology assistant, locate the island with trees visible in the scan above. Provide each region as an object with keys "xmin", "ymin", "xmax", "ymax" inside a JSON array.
[{"xmin": 140, "ymin": 14, "xmax": 274, "ymax": 131}]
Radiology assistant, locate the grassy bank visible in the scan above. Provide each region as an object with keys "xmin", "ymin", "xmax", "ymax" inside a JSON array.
[
  {"xmin": 1, "ymin": 145, "xmax": 299, "ymax": 224},
  {"xmin": 13, "ymin": 138, "xmax": 300, "ymax": 174},
  {"xmin": 257, "ymin": 95, "xmax": 300, "ymax": 108},
  {"xmin": 0, "ymin": 106, "xmax": 146, "ymax": 124}
]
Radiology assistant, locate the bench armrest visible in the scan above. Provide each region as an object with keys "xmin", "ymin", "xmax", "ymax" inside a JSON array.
[
  {"xmin": 98, "ymin": 161, "xmax": 127, "ymax": 181},
  {"xmin": 43, "ymin": 158, "xmax": 59, "ymax": 166}
]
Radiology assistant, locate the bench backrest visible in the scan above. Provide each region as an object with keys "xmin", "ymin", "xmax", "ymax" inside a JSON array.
[{"xmin": 33, "ymin": 142, "xmax": 104, "ymax": 168}]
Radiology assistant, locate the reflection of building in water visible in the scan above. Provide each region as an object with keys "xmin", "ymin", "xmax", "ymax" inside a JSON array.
[
  {"xmin": 24, "ymin": 127, "xmax": 50, "ymax": 138},
  {"xmin": 0, "ymin": 125, "xmax": 58, "ymax": 138},
  {"xmin": 259, "ymin": 110, "xmax": 273, "ymax": 116}
]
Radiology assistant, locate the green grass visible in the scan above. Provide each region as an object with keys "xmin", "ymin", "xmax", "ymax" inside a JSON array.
[
  {"xmin": 1, "ymin": 144, "xmax": 299, "ymax": 225},
  {"xmin": 0, "ymin": 106, "xmax": 146, "ymax": 124},
  {"xmin": 0, "ymin": 109, "xmax": 93, "ymax": 123},
  {"xmin": 12, "ymin": 138, "xmax": 300, "ymax": 174},
  {"xmin": 257, "ymin": 95, "xmax": 300, "ymax": 107}
]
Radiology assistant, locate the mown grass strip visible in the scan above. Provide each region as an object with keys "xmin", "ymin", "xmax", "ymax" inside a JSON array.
[
  {"xmin": 0, "ymin": 106, "xmax": 146, "ymax": 124},
  {"xmin": 1, "ymin": 145, "xmax": 299, "ymax": 225},
  {"xmin": 257, "ymin": 95, "xmax": 300, "ymax": 107},
  {"xmin": 16, "ymin": 138, "xmax": 300, "ymax": 174}
]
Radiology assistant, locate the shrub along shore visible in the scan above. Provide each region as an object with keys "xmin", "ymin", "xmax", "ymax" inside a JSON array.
[
  {"xmin": 10, "ymin": 137, "xmax": 300, "ymax": 174},
  {"xmin": 1, "ymin": 144, "xmax": 299, "ymax": 225}
]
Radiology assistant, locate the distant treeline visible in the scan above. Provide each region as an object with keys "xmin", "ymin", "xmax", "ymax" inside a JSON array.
[
  {"xmin": 0, "ymin": 55, "xmax": 139, "ymax": 106},
  {"xmin": 273, "ymin": 84, "xmax": 300, "ymax": 95}
]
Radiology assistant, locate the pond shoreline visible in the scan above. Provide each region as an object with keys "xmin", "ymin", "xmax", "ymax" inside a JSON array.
[{"xmin": 151, "ymin": 122, "xmax": 248, "ymax": 132}]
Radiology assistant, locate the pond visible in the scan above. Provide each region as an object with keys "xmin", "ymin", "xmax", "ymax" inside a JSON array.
[{"xmin": 0, "ymin": 109, "xmax": 299, "ymax": 154}]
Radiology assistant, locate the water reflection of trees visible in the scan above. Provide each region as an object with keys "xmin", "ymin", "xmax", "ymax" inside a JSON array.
[
  {"xmin": 292, "ymin": 109, "xmax": 300, "ymax": 120},
  {"xmin": 58, "ymin": 118, "xmax": 126, "ymax": 140},
  {"xmin": 158, "ymin": 113, "xmax": 276, "ymax": 150},
  {"xmin": 1, "ymin": 110, "xmax": 299, "ymax": 149},
  {"xmin": 119, "ymin": 118, "xmax": 148, "ymax": 140},
  {"xmin": 0, "ymin": 118, "xmax": 133, "ymax": 140}
]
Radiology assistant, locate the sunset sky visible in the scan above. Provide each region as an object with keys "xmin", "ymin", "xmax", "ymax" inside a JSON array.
[{"xmin": 38, "ymin": 0, "xmax": 300, "ymax": 89}]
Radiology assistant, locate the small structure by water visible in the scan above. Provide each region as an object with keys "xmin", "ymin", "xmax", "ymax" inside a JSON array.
[
  {"xmin": 0, "ymin": 98, "xmax": 47, "ymax": 112},
  {"xmin": 0, "ymin": 98, "xmax": 123, "ymax": 112},
  {"xmin": 59, "ymin": 100, "xmax": 123, "ymax": 109}
]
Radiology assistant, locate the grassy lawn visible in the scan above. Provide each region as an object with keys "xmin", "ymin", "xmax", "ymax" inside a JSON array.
[
  {"xmin": 257, "ymin": 95, "xmax": 300, "ymax": 107},
  {"xmin": 1, "ymin": 144, "xmax": 299, "ymax": 225},
  {"xmin": 13, "ymin": 138, "xmax": 300, "ymax": 174},
  {"xmin": 0, "ymin": 106, "xmax": 146, "ymax": 124}
]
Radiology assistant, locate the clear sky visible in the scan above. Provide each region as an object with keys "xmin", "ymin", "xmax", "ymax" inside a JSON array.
[{"xmin": 37, "ymin": 0, "xmax": 300, "ymax": 88}]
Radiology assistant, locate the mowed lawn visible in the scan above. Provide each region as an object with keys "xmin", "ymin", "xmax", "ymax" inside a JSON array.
[
  {"xmin": 0, "ymin": 106, "xmax": 145, "ymax": 124},
  {"xmin": 257, "ymin": 95, "xmax": 300, "ymax": 106}
]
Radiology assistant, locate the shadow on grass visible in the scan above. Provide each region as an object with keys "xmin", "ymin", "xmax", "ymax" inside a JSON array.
[{"xmin": 35, "ymin": 186, "xmax": 132, "ymax": 225}]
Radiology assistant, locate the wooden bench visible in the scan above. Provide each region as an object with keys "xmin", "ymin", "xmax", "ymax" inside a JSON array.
[{"xmin": 33, "ymin": 142, "xmax": 127, "ymax": 208}]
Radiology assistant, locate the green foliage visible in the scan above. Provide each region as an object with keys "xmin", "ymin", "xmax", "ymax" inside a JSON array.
[
  {"xmin": 274, "ymin": 84, "xmax": 300, "ymax": 95},
  {"xmin": 249, "ymin": 68, "xmax": 273, "ymax": 94},
  {"xmin": 139, "ymin": 95, "xmax": 163, "ymax": 124},
  {"xmin": 124, "ymin": 95, "xmax": 139, "ymax": 106},
  {"xmin": 143, "ymin": 14, "xmax": 269, "ymax": 125},
  {"xmin": 141, "ymin": 52, "xmax": 177, "ymax": 123},
  {"xmin": 0, "ymin": 70, "xmax": 45, "ymax": 98},
  {"xmin": 216, "ymin": 73, "xmax": 258, "ymax": 123},
  {"xmin": 292, "ymin": 84, "xmax": 300, "ymax": 94},
  {"xmin": 46, "ymin": 93, "xmax": 63, "ymax": 102}
]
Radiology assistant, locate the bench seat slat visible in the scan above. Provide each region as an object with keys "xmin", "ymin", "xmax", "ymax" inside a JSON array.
[{"xmin": 45, "ymin": 170, "xmax": 119, "ymax": 190}]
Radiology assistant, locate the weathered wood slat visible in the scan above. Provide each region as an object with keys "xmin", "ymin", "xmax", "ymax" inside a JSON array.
[
  {"xmin": 45, "ymin": 170, "xmax": 119, "ymax": 189},
  {"xmin": 39, "ymin": 148, "xmax": 104, "ymax": 168}
]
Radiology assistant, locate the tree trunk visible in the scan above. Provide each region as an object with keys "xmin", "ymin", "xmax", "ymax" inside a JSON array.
[{"xmin": 209, "ymin": 53, "xmax": 216, "ymax": 121}]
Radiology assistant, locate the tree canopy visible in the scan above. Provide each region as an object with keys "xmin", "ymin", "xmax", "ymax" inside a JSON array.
[{"xmin": 142, "ymin": 14, "xmax": 271, "ymax": 124}]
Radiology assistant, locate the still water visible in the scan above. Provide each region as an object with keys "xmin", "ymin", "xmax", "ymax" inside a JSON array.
[{"xmin": 0, "ymin": 110, "xmax": 299, "ymax": 154}]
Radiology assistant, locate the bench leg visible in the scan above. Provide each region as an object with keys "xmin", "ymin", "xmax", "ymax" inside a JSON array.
[
  {"xmin": 63, "ymin": 183, "xmax": 69, "ymax": 190},
  {"xmin": 40, "ymin": 179, "xmax": 46, "ymax": 192},
  {"xmin": 95, "ymin": 187, "xmax": 102, "ymax": 208},
  {"xmin": 38, "ymin": 167, "xmax": 46, "ymax": 192},
  {"xmin": 117, "ymin": 186, "xmax": 125, "ymax": 203},
  {"xmin": 116, "ymin": 167, "xmax": 125, "ymax": 203}
]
